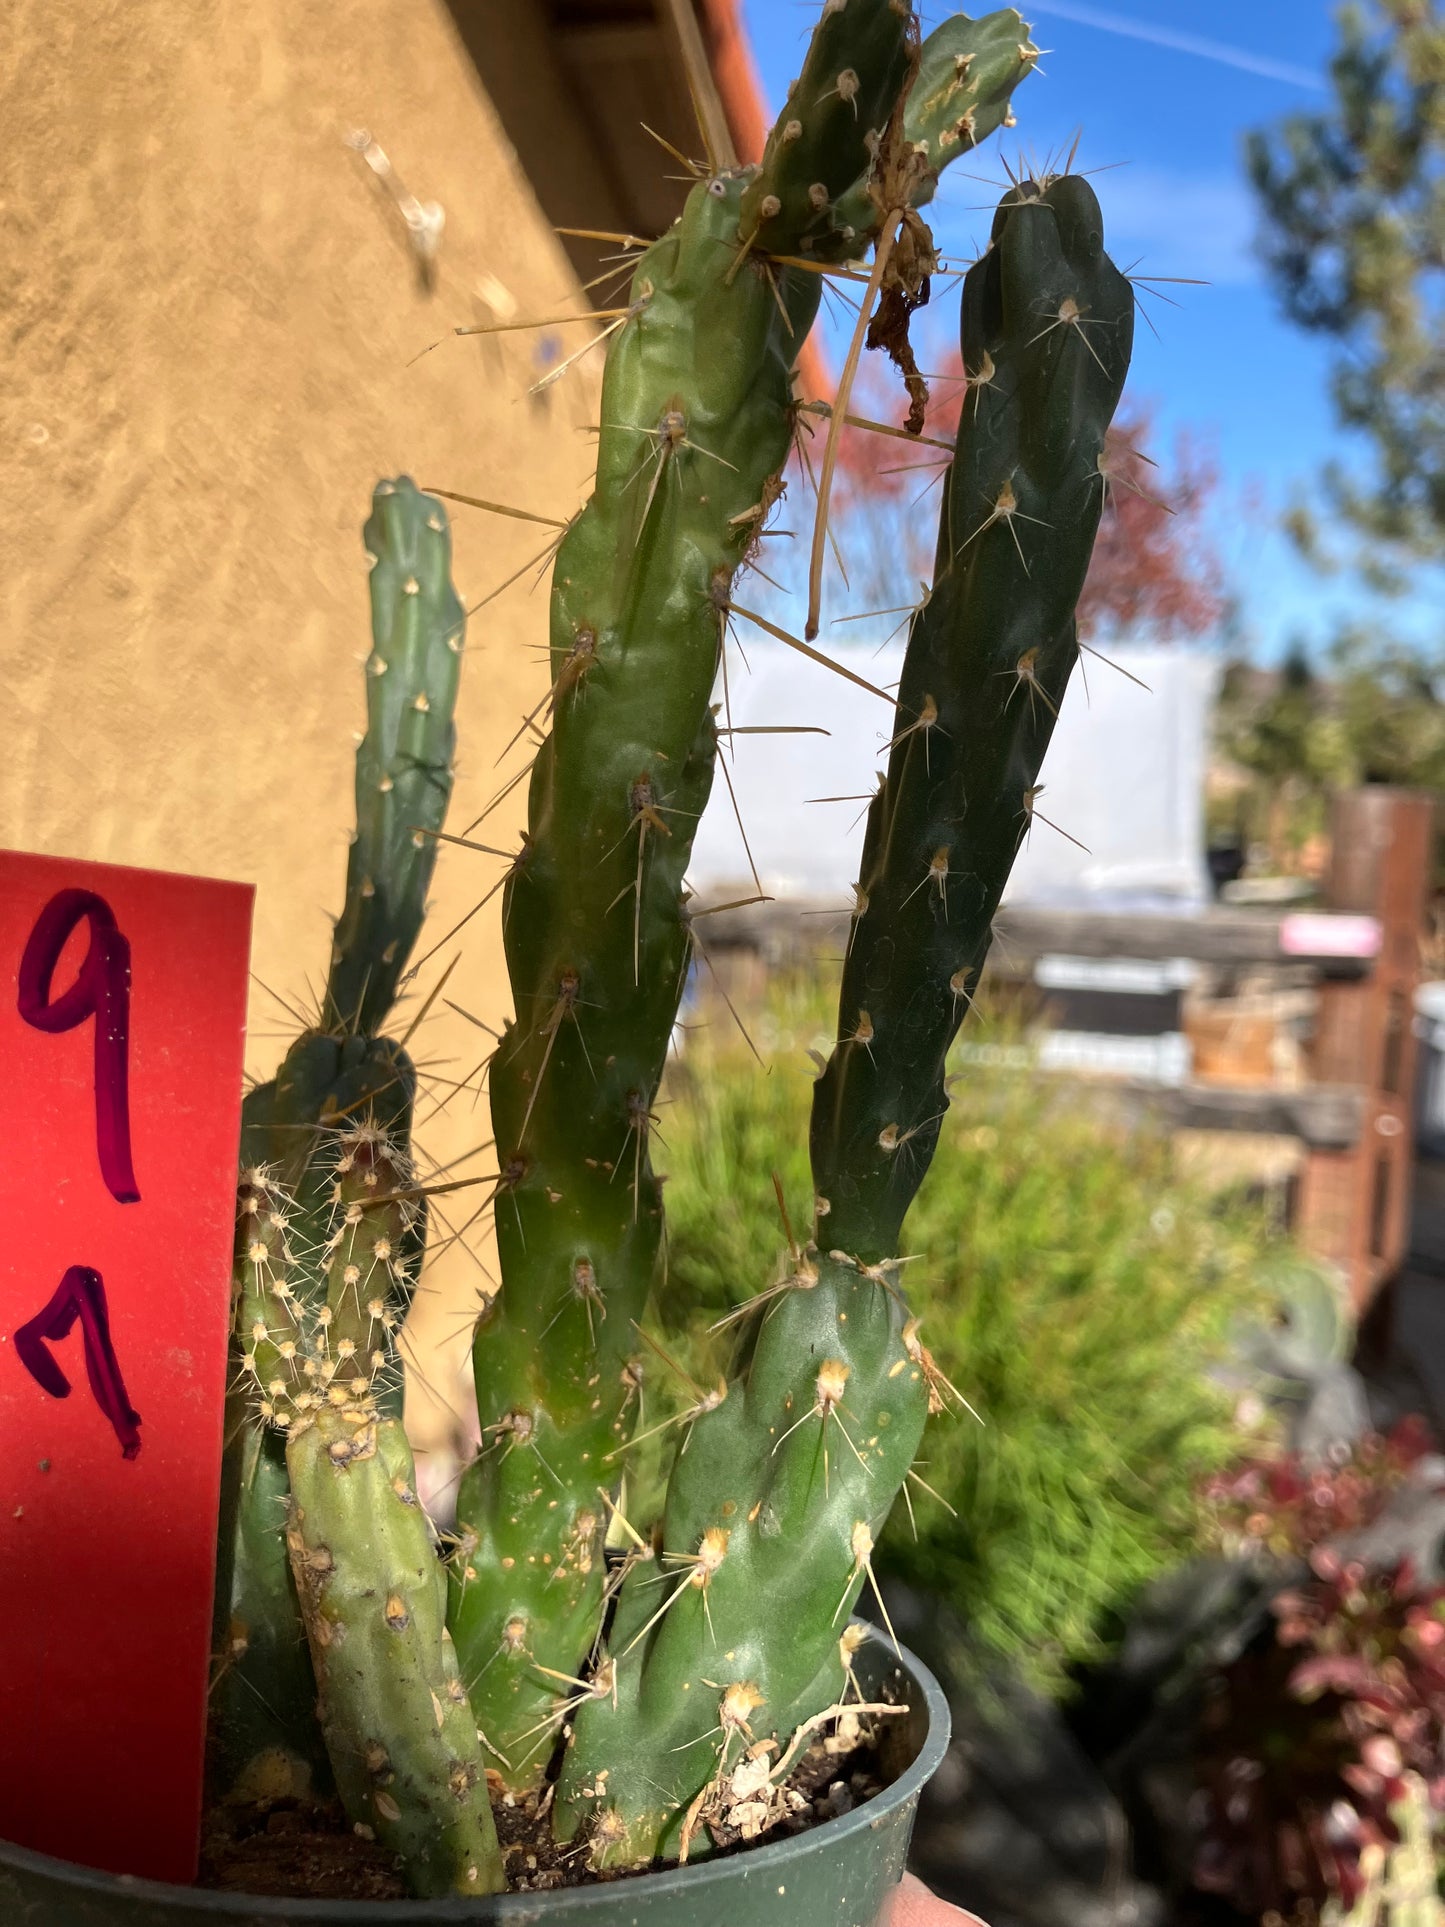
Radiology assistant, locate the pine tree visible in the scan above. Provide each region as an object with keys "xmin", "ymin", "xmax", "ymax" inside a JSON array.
[{"xmin": 1247, "ymin": 1, "xmax": 1445, "ymax": 583}]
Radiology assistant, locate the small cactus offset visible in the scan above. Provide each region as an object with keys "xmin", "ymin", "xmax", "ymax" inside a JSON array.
[{"xmin": 202, "ymin": 2, "xmax": 1143, "ymax": 1901}]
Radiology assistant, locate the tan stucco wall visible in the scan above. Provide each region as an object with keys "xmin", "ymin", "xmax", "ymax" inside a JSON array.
[{"xmin": 1, "ymin": 0, "xmax": 602, "ymax": 1454}]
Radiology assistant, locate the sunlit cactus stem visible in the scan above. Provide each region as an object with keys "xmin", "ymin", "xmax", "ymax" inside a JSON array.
[
  {"xmin": 445, "ymin": 175, "xmax": 819, "ymax": 1787},
  {"xmin": 203, "ymin": 0, "xmax": 1142, "ymax": 1898},
  {"xmin": 287, "ymin": 1410, "xmax": 504, "ymax": 1898},
  {"xmin": 812, "ymin": 170, "xmax": 1134, "ymax": 1255}
]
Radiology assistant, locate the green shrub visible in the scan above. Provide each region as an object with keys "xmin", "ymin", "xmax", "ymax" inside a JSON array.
[{"xmin": 650, "ymin": 974, "xmax": 1288, "ymax": 1693}]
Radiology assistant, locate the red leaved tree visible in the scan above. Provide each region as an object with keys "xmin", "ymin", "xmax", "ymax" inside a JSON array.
[{"xmin": 812, "ymin": 345, "xmax": 1225, "ymax": 641}]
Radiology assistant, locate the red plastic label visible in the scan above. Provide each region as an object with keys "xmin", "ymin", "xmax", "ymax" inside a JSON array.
[{"xmin": 0, "ymin": 849, "xmax": 253, "ymax": 1883}]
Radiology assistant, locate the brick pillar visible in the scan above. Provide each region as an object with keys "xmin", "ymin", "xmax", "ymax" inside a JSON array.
[{"xmin": 1296, "ymin": 788, "xmax": 1434, "ymax": 1309}]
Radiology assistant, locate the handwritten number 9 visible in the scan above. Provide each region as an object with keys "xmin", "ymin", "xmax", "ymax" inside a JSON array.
[{"xmin": 18, "ymin": 888, "xmax": 140, "ymax": 1204}]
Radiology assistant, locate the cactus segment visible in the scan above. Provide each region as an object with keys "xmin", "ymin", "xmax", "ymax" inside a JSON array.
[
  {"xmin": 831, "ymin": 10, "xmax": 1039, "ymax": 238},
  {"xmin": 286, "ymin": 1412, "xmax": 505, "ymax": 1897},
  {"xmin": 447, "ymin": 172, "xmax": 820, "ymax": 1784},
  {"xmin": 738, "ymin": 0, "xmax": 915, "ymax": 261},
  {"xmin": 810, "ymin": 173, "xmax": 1135, "ymax": 1261},
  {"xmin": 554, "ymin": 1252, "xmax": 927, "ymax": 1865},
  {"xmin": 243, "ymin": 1080, "xmax": 494, "ymax": 1891},
  {"xmin": 212, "ymin": 1043, "xmax": 422, "ymax": 1792},
  {"xmin": 554, "ymin": 170, "xmax": 1133, "ymax": 1869},
  {"xmin": 210, "ymin": 1423, "xmax": 327, "ymax": 1803},
  {"xmin": 328, "ymin": 477, "xmax": 464, "ymax": 1038},
  {"xmin": 211, "ymin": 485, "xmax": 463, "ymax": 1817}
]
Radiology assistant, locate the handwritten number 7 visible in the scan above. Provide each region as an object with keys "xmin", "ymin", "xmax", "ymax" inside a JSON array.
[
  {"xmin": 15, "ymin": 1267, "xmax": 142, "ymax": 1460},
  {"xmin": 18, "ymin": 888, "xmax": 140, "ymax": 1203}
]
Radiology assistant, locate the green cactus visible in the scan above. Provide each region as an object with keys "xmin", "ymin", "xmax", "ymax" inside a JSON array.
[
  {"xmin": 444, "ymin": 174, "xmax": 819, "ymax": 1785},
  {"xmin": 737, "ymin": 0, "xmax": 914, "ymax": 261},
  {"xmin": 831, "ymin": 10, "xmax": 1038, "ymax": 239},
  {"xmin": 552, "ymin": 168, "xmax": 1133, "ymax": 1866},
  {"xmin": 208, "ymin": 480, "xmax": 505, "ymax": 1893},
  {"xmin": 445, "ymin": 0, "xmax": 1045, "ymax": 1799},
  {"xmin": 329, "ymin": 479, "xmax": 465, "ymax": 1035},
  {"xmin": 287, "ymin": 1410, "xmax": 503, "ymax": 1897},
  {"xmin": 812, "ymin": 170, "xmax": 1135, "ymax": 1257},
  {"xmin": 199, "ymin": 1, "xmax": 1147, "ymax": 1899}
]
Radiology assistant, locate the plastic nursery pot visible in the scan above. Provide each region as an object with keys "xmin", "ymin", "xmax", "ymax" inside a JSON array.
[{"xmin": 0, "ymin": 1630, "xmax": 948, "ymax": 1927}]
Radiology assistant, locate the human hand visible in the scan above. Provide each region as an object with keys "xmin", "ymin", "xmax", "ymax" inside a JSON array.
[{"xmin": 887, "ymin": 1871, "xmax": 988, "ymax": 1925}]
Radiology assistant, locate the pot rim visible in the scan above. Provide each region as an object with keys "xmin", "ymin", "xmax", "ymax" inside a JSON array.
[{"xmin": 0, "ymin": 1627, "xmax": 949, "ymax": 1919}]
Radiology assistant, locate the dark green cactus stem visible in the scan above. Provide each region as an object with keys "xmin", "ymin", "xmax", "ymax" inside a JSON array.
[
  {"xmin": 831, "ymin": 10, "xmax": 1039, "ymax": 239},
  {"xmin": 287, "ymin": 1411, "xmax": 505, "ymax": 1897},
  {"xmin": 812, "ymin": 171, "xmax": 1134, "ymax": 1258},
  {"xmin": 738, "ymin": 0, "xmax": 915, "ymax": 261},
  {"xmin": 447, "ymin": 176, "xmax": 819, "ymax": 1786},
  {"xmin": 555, "ymin": 170, "xmax": 1133, "ymax": 1868},
  {"xmin": 211, "ymin": 480, "xmax": 463, "ymax": 1806}
]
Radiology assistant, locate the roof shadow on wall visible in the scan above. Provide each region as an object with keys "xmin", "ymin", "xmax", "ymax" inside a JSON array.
[{"xmin": 440, "ymin": 0, "xmax": 701, "ymax": 291}]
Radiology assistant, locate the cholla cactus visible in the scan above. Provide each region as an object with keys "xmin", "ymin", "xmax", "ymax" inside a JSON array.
[
  {"xmin": 211, "ymin": 479, "xmax": 504, "ymax": 1893},
  {"xmin": 209, "ymin": 1, "xmax": 1138, "ymax": 1898}
]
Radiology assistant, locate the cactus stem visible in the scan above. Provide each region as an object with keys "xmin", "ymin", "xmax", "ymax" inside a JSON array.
[
  {"xmin": 962, "ymin": 477, "xmax": 1051, "ymax": 569},
  {"xmin": 617, "ymin": 1530, "xmax": 728, "ymax": 1660},
  {"xmin": 515, "ymin": 969, "xmax": 584, "ymax": 1145},
  {"xmin": 769, "ymin": 1360, "xmax": 869, "ymax": 1494},
  {"xmin": 886, "ymin": 692, "xmax": 943, "ymax": 768},
  {"xmin": 613, "ymin": 1089, "xmax": 659, "ymax": 1220},
  {"xmin": 539, "ymin": 1257, "xmax": 606, "ymax": 1345},
  {"xmin": 899, "ymin": 844, "xmax": 953, "ymax": 914}
]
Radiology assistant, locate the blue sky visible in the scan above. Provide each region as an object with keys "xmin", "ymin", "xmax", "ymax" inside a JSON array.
[{"xmin": 739, "ymin": 0, "xmax": 1425, "ymax": 663}]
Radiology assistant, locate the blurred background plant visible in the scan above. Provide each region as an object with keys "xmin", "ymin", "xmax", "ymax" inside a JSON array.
[
  {"xmin": 1191, "ymin": 1423, "xmax": 1445, "ymax": 1923},
  {"xmin": 633, "ymin": 973, "xmax": 1295, "ymax": 1696},
  {"xmin": 1212, "ymin": 635, "xmax": 1445, "ymax": 885}
]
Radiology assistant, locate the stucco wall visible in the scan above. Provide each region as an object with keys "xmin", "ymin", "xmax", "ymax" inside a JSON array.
[{"xmin": 1, "ymin": 0, "xmax": 602, "ymax": 1452}]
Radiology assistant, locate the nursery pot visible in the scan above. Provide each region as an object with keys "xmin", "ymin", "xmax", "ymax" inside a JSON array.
[{"xmin": 0, "ymin": 1630, "xmax": 947, "ymax": 1927}]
